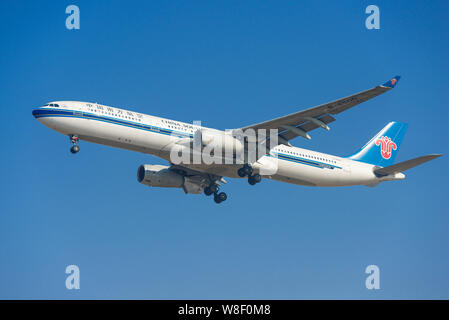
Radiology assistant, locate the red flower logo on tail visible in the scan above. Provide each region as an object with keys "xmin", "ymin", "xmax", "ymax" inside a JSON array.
[{"xmin": 375, "ymin": 136, "xmax": 397, "ymax": 159}]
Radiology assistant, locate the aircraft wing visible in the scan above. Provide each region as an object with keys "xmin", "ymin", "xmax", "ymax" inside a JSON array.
[{"xmin": 238, "ymin": 76, "xmax": 401, "ymax": 143}]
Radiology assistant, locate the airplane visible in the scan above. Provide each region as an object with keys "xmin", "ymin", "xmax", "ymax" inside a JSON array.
[{"xmin": 32, "ymin": 76, "xmax": 441, "ymax": 203}]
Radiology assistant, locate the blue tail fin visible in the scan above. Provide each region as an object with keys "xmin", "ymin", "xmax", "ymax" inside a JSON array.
[{"xmin": 348, "ymin": 121, "xmax": 408, "ymax": 167}]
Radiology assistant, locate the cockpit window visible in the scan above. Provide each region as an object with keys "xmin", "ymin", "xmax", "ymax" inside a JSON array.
[{"xmin": 45, "ymin": 103, "xmax": 59, "ymax": 107}]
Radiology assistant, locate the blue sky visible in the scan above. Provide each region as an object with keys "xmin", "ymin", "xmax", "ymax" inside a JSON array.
[{"xmin": 1, "ymin": 0, "xmax": 448, "ymax": 299}]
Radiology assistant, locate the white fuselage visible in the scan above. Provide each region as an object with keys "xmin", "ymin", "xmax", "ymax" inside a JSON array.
[{"xmin": 33, "ymin": 101, "xmax": 403, "ymax": 187}]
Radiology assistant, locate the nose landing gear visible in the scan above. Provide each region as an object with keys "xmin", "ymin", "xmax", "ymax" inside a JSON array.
[{"xmin": 69, "ymin": 135, "xmax": 80, "ymax": 154}]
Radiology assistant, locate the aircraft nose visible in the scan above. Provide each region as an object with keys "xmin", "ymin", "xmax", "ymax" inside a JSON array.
[{"xmin": 32, "ymin": 108, "xmax": 43, "ymax": 119}]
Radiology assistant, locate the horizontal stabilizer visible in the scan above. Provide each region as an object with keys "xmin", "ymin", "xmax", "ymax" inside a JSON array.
[{"xmin": 374, "ymin": 154, "xmax": 442, "ymax": 177}]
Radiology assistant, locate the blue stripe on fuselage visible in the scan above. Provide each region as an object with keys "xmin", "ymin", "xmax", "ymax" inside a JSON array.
[
  {"xmin": 269, "ymin": 152, "xmax": 342, "ymax": 170},
  {"xmin": 32, "ymin": 108, "xmax": 193, "ymax": 138}
]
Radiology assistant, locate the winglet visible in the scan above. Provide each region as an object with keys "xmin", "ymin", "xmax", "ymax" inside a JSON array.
[{"xmin": 381, "ymin": 75, "xmax": 401, "ymax": 88}]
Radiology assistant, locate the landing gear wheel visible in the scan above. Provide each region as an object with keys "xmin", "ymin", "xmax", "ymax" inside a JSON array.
[
  {"xmin": 252, "ymin": 173, "xmax": 262, "ymax": 183},
  {"xmin": 70, "ymin": 145, "xmax": 80, "ymax": 154},
  {"xmin": 204, "ymin": 186, "xmax": 214, "ymax": 196},
  {"xmin": 214, "ymin": 192, "xmax": 227, "ymax": 204},
  {"xmin": 243, "ymin": 165, "xmax": 253, "ymax": 176},
  {"xmin": 69, "ymin": 134, "xmax": 80, "ymax": 154},
  {"xmin": 218, "ymin": 192, "xmax": 227, "ymax": 202},
  {"xmin": 209, "ymin": 184, "xmax": 219, "ymax": 194},
  {"xmin": 238, "ymin": 164, "xmax": 253, "ymax": 177},
  {"xmin": 248, "ymin": 173, "xmax": 262, "ymax": 185},
  {"xmin": 205, "ymin": 184, "xmax": 219, "ymax": 196}
]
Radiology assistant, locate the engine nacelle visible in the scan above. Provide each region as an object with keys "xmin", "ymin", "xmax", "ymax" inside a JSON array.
[{"xmin": 137, "ymin": 164, "xmax": 184, "ymax": 188}]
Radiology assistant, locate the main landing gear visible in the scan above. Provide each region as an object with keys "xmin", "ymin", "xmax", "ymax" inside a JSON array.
[
  {"xmin": 237, "ymin": 164, "xmax": 262, "ymax": 186},
  {"xmin": 204, "ymin": 184, "xmax": 227, "ymax": 204},
  {"xmin": 70, "ymin": 135, "xmax": 80, "ymax": 154}
]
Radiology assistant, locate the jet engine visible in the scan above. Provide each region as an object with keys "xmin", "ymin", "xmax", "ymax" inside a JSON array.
[{"xmin": 137, "ymin": 164, "xmax": 184, "ymax": 188}]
